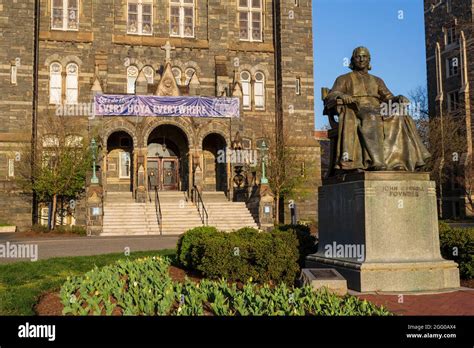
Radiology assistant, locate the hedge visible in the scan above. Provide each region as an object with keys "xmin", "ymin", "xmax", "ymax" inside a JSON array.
[
  {"xmin": 177, "ymin": 227, "xmax": 300, "ymax": 285},
  {"xmin": 439, "ymin": 222, "xmax": 474, "ymax": 280}
]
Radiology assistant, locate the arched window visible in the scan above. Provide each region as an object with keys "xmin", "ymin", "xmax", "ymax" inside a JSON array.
[
  {"xmin": 66, "ymin": 63, "xmax": 79, "ymax": 104},
  {"xmin": 254, "ymin": 71, "xmax": 265, "ymax": 110},
  {"xmin": 240, "ymin": 71, "xmax": 251, "ymax": 110},
  {"xmin": 49, "ymin": 62, "xmax": 62, "ymax": 105},
  {"xmin": 127, "ymin": 66, "xmax": 139, "ymax": 94},
  {"xmin": 172, "ymin": 67, "xmax": 182, "ymax": 86},
  {"xmin": 142, "ymin": 66, "xmax": 154, "ymax": 84},
  {"xmin": 184, "ymin": 68, "xmax": 196, "ymax": 85}
]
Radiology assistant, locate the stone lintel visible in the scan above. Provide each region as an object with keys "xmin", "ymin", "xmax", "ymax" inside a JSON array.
[
  {"xmin": 112, "ymin": 35, "xmax": 209, "ymax": 49},
  {"xmin": 39, "ymin": 31, "xmax": 94, "ymax": 43}
]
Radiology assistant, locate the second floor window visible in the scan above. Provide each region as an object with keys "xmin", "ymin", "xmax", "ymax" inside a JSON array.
[
  {"xmin": 170, "ymin": 0, "xmax": 195, "ymax": 38},
  {"xmin": 238, "ymin": 0, "xmax": 263, "ymax": 42},
  {"xmin": 49, "ymin": 63, "xmax": 62, "ymax": 105},
  {"xmin": 52, "ymin": 0, "xmax": 79, "ymax": 31},
  {"xmin": 254, "ymin": 71, "xmax": 265, "ymax": 110},
  {"xmin": 66, "ymin": 63, "xmax": 79, "ymax": 104},
  {"xmin": 241, "ymin": 71, "xmax": 251, "ymax": 110},
  {"xmin": 127, "ymin": 66, "xmax": 139, "ymax": 94},
  {"xmin": 128, "ymin": 0, "xmax": 153, "ymax": 35}
]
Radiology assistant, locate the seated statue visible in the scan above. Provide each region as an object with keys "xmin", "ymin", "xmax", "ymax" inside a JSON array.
[{"xmin": 325, "ymin": 46, "xmax": 431, "ymax": 173}]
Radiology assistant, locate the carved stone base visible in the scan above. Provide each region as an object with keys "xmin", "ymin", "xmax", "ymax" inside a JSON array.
[{"xmin": 306, "ymin": 172, "xmax": 460, "ymax": 292}]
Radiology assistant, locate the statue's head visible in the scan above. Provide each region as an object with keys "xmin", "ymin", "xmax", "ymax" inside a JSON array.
[{"xmin": 349, "ymin": 46, "xmax": 372, "ymax": 71}]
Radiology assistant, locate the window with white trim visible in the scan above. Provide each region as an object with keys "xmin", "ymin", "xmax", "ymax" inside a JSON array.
[
  {"xmin": 170, "ymin": 0, "xmax": 195, "ymax": 38},
  {"xmin": 240, "ymin": 71, "xmax": 251, "ymax": 110},
  {"xmin": 254, "ymin": 71, "xmax": 265, "ymax": 110},
  {"xmin": 446, "ymin": 25, "xmax": 457, "ymax": 46},
  {"xmin": 238, "ymin": 0, "xmax": 263, "ymax": 42},
  {"xmin": 127, "ymin": 66, "xmax": 139, "ymax": 94},
  {"xmin": 142, "ymin": 66, "xmax": 155, "ymax": 84},
  {"xmin": 66, "ymin": 63, "xmax": 79, "ymax": 104},
  {"xmin": 127, "ymin": 0, "xmax": 153, "ymax": 35},
  {"xmin": 295, "ymin": 77, "xmax": 301, "ymax": 95},
  {"xmin": 51, "ymin": 0, "xmax": 79, "ymax": 31},
  {"xmin": 172, "ymin": 67, "xmax": 182, "ymax": 86},
  {"xmin": 49, "ymin": 63, "xmax": 62, "ymax": 105},
  {"xmin": 119, "ymin": 151, "xmax": 131, "ymax": 178}
]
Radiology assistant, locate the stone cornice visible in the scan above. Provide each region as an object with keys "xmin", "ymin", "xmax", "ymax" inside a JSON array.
[{"xmin": 39, "ymin": 31, "xmax": 94, "ymax": 43}]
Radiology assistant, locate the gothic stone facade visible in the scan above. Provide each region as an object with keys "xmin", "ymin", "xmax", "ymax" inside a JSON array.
[
  {"xmin": 0, "ymin": 0, "xmax": 320, "ymax": 229},
  {"xmin": 424, "ymin": 0, "xmax": 474, "ymax": 218}
]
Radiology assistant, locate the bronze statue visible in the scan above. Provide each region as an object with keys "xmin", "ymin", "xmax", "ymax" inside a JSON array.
[{"xmin": 325, "ymin": 47, "xmax": 431, "ymax": 173}]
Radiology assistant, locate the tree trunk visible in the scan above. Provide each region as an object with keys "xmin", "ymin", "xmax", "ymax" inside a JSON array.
[
  {"xmin": 51, "ymin": 194, "xmax": 57, "ymax": 230},
  {"xmin": 274, "ymin": 191, "xmax": 280, "ymax": 226}
]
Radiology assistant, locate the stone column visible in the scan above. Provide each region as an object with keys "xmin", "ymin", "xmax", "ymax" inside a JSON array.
[
  {"xmin": 258, "ymin": 183, "xmax": 275, "ymax": 231},
  {"xmin": 135, "ymin": 147, "xmax": 147, "ymax": 203},
  {"xmin": 86, "ymin": 183, "xmax": 103, "ymax": 236}
]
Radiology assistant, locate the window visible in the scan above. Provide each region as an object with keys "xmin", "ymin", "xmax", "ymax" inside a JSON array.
[
  {"xmin": 446, "ymin": 25, "xmax": 457, "ymax": 46},
  {"xmin": 447, "ymin": 90, "xmax": 460, "ymax": 112},
  {"xmin": 142, "ymin": 66, "xmax": 154, "ymax": 84},
  {"xmin": 49, "ymin": 63, "xmax": 62, "ymax": 105},
  {"xmin": 66, "ymin": 63, "xmax": 78, "ymax": 104},
  {"xmin": 446, "ymin": 0, "xmax": 452, "ymax": 13},
  {"xmin": 296, "ymin": 77, "xmax": 301, "ymax": 95},
  {"xmin": 240, "ymin": 71, "xmax": 251, "ymax": 110},
  {"xmin": 254, "ymin": 71, "xmax": 265, "ymax": 110},
  {"xmin": 127, "ymin": 66, "xmax": 139, "ymax": 94},
  {"xmin": 238, "ymin": 0, "xmax": 263, "ymax": 42},
  {"xmin": 172, "ymin": 67, "xmax": 182, "ymax": 85},
  {"xmin": 119, "ymin": 152, "xmax": 131, "ymax": 178},
  {"xmin": 51, "ymin": 0, "xmax": 79, "ymax": 31},
  {"xmin": 184, "ymin": 68, "xmax": 196, "ymax": 85},
  {"xmin": 170, "ymin": 0, "xmax": 195, "ymax": 38},
  {"xmin": 446, "ymin": 57, "xmax": 459, "ymax": 78},
  {"xmin": 127, "ymin": 0, "xmax": 153, "ymax": 35}
]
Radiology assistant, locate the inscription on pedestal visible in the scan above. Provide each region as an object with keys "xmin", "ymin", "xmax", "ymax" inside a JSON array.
[{"xmin": 381, "ymin": 185, "xmax": 425, "ymax": 197}]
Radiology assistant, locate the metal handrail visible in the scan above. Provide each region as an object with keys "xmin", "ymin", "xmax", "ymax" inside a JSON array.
[
  {"xmin": 154, "ymin": 187, "xmax": 163, "ymax": 236},
  {"xmin": 192, "ymin": 185, "xmax": 208, "ymax": 226}
]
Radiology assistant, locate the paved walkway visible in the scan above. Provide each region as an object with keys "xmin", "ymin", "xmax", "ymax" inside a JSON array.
[
  {"xmin": 0, "ymin": 235, "xmax": 179, "ymax": 263},
  {"xmin": 357, "ymin": 289, "xmax": 474, "ymax": 315}
]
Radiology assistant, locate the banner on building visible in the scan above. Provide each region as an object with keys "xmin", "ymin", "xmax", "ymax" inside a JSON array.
[{"xmin": 94, "ymin": 94, "xmax": 240, "ymax": 118}]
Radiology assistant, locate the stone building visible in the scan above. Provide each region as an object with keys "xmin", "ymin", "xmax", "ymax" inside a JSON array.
[
  {"xmin": 424, "ymin": 0, "xmax": 473, "ymax": 218},
  {"xmin": 0, "ymin": 0, "xmax": 320, "ymax": 233}
]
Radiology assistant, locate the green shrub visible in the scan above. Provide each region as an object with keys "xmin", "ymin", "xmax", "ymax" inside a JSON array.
[
  {"xmin": 60, "ymin": 256, "xmax": 391, "ymax": 316},
  {"xmin": 176, "ymin": 226, "xmax": 220, "ymax": 268},
  {"xmin": 275, "ymin": 224, "xmax": 317, "ymax": 267},
  {"xmin": 178, "ymin": 227, "xmax": 300, "ymax": 285},
  {"xmin": 31, "ymin": 224, "xmax": 87, "ymax": 235},
  {"xmin": 439, "ymin": 223, "xmax": 474, "ymax": 280}
]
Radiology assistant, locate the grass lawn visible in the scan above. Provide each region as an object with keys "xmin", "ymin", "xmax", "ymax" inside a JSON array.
[{"xmin": 0, "ymin": 249, "xmax": 175, "ymax": 315}]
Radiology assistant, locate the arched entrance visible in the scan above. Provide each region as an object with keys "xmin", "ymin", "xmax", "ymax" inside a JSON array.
[
  {"xmin": 106, "ymin": 131, "xmax": 134, "ymax": 192},
  {"xmin": 147, "ymin": 125, "xmax": 189, "ymax": 191},
  {"xmin": 202, "ymin": 133, "xmax": 227, "ymax": 192}
]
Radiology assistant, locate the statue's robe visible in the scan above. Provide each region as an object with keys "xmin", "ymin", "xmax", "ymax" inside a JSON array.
[{"xmin": 327, "ymin": 71, "xmax": 431, "ymax": 171}]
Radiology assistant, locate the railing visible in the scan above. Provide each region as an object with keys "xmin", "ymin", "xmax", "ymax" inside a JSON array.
[
  {"xmin": 192, "ymin": 185, "xmax": 208, "ymax": 226},
  {"xmin": 154, "ymin": 187, "xmax": 163, "ymax": 236}
]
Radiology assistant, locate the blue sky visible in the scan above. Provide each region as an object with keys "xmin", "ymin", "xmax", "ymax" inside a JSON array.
[{"xmin": 312, "ymin": 0, "xmax": 427, "ymax": 129}]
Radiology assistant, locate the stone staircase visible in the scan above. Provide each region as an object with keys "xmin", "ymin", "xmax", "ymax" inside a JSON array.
[
  {"xmin": 102, "ymin": 191, "xmax": 259, "ymax": 236},
  {"xmin": 202, "ymin": 192, "xmax": 259, "ymax": 231}
]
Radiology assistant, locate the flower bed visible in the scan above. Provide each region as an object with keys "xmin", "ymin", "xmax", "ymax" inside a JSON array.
[{"xmin": 59, "ymin": 256, "xmax": 391, "ymax": 316}]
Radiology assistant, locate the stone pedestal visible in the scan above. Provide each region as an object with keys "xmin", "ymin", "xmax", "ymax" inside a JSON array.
[{"xmin": 306, "ymin": 172, "xmax": 460, "ymax": 292}]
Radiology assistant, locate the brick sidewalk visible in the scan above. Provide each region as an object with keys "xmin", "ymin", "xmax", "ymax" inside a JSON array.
[{"xmin": 357, "ymin": 289, "xmax": 474, "ymax": 315}]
